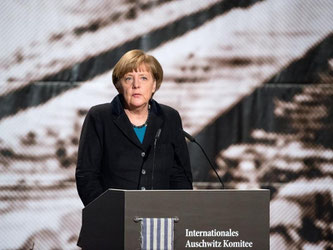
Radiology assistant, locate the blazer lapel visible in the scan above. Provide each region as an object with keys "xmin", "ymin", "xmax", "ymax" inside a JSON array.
[
  {"xmin": 113, "ymin": 113, "xmax": 144, "ymax": 149},
  {"xmin": 110, "ymin": 95, "xmax": 165, "ymax": 152},
  {"xmin": 111, "ymin": 95, "xmax": 144, "ymax": 150}
]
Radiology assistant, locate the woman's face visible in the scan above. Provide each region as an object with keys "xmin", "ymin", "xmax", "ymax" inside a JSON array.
[{"xmin": 118, "ymin": 64, "xmax": 156, "ymax": 110}]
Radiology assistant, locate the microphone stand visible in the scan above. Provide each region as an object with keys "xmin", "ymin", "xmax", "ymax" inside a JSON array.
[
  {"xmin": 183, "ymin": 130, "xmax": 225, "ymax": 189},
  {"xmin": 151, "ymin": 128, "xmax": 161, "ymax": 190}
]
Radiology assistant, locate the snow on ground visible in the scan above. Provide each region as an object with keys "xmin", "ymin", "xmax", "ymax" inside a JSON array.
[{"xmin": 0, "ymin": 0, "xmax": 221, "ymax": 94}]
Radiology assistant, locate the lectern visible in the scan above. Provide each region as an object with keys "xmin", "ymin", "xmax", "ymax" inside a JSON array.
[{"xmin": 78, "ymin": 189, "xmax": 269, "ymax": 250}]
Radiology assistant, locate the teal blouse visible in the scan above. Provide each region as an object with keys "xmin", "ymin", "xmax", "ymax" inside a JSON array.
[{"xmin": 133, "ymin": 126, "xmax": 147, "ymax": 143}]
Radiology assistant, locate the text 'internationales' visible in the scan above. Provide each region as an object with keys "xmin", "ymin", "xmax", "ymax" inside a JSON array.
[{"xmin": 185, "ymin": 229, "xmax": 239, "ymax": 237}]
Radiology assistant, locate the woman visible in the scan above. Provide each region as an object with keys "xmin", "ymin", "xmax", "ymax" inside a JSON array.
[{"xmin": 76, "ymin": 49, "xmax": 193, "ymax": 206}]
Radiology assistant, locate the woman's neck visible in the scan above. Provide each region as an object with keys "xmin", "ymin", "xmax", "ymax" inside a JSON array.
[{"xmin": 124, "ymin": 104, "xmax": 149, "ymax": 126}]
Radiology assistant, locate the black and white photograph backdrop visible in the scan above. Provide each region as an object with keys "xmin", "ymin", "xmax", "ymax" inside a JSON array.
[{"xmin": 0, "ymin": 0, "xmax": 332, "ymax": 249}]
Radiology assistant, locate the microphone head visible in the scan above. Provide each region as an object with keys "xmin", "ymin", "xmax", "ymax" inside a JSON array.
[
  {"xmin": 155, "ymin": 128, "xmax": 162, "ymax": 139},
  {"xmin": 182, "ymin": 130, "xmax": 196, "ymax": 142}
]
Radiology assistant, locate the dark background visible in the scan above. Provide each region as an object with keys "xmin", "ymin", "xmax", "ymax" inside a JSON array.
[{"xmin": 0, "ymin": 0, "xmax": 332, "ymax": 249}]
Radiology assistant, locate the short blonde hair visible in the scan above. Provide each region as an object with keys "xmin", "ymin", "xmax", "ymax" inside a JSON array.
[{"xmin": 112, "ymin": 49, "xmax": 163, "ymax": 91}]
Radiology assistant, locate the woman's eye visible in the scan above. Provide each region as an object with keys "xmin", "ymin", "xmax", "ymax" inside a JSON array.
[
  {"xmin": 141, "ymin": 76, "xmax": 147, "ymax": 80},
  {"xmin": 125, "ymin": 77, "xmax": 132, "ymax": 81}
]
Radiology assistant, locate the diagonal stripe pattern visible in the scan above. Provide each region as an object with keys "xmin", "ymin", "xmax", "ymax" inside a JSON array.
[{"xmin": 140, "ymin": 218, "xmax": 175, "ymax": 250}]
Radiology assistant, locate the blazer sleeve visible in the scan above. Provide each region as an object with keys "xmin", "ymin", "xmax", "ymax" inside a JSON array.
[
  {"xmin": 169, "ymin": 111, "xmax": 193, "ymax": 189},
  {"xmin": 75, "ymin": 108, "xmax": 104, "ymax": 206}
]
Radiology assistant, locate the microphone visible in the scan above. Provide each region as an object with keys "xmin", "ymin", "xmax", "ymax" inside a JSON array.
[
  {"xmin": 151, "ymin": 128, "xmax": 162, "ymax": 189},
  {"xmin": 183, "ymin": 130, "xmax": 225, "ymax": 189}
]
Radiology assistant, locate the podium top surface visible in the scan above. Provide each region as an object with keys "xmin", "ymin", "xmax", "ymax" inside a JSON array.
[
  {"xmin": 84, "ymin": 188, "xmax": 270, "ymax": 210},
  {"xmin": 107, "ymin": 188, "xmax": 270, "ymax": 193}
]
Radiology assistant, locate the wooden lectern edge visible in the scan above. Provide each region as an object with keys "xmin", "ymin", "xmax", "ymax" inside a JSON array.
[
  {"xmin": 107, "ymin": 188, "xmax": 270, "ymax": 192},
  {"xmin": 83, "ymin": 188, "xmax": 270, "ymax": 210}
]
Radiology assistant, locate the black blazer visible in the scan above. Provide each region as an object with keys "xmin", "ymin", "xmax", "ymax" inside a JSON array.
[{"xmin": 76, "ymin": 95, "xmax": 193, "ymax": 206}]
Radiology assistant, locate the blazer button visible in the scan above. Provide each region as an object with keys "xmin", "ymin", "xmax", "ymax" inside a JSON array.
[
  {"xmin": 141, "ymin": 152, "xmax": 145, "ymax": 157},
  {"xmin": 141, "ymin": 169, "xmax": 146, "ymax": 175},
  {"xmin": 141, "ymin": 187, "xmax": 146, "ymax": 190}
]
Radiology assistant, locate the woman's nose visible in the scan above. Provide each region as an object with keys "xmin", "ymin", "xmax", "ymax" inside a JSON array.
[{"xmin": 132, "ymin": 76, "xmax": 140, "ymax": 88}]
